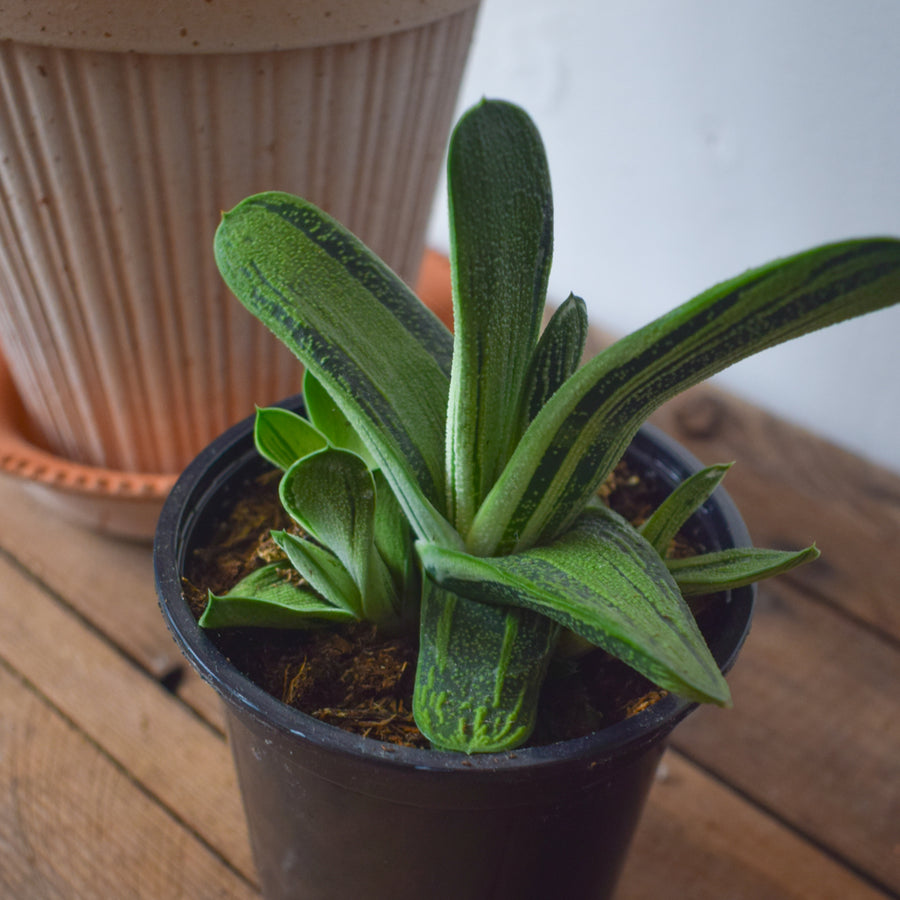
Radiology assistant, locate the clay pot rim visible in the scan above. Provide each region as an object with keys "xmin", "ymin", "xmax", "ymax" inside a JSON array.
[{"xmin": 0, "ymin": 0, "xmax": 481, "ymax": 56}]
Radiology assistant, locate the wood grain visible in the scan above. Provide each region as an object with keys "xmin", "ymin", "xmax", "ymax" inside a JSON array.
[
  {"xmin": 0, "ymin": 664, "xmax": 258, "ymax": 900},
  {"xmin": 0, "ymin": 473, "xmax": 223, "ymax": 729},
  {"xmin": 620, "ymin": 750, "xmax": 892, "ymax": 900},
  {"xmin": 673, "ymin": 579, "xmax": 900, "ymax": 895},
  {"xmin": 0, "ymin": 549, "xmax": 256, "ymax": 882}
]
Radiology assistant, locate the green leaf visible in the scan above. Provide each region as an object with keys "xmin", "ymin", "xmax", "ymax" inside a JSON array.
[
  {"xmin": 253, "ymin": 406, "xmax": 327, "ymax": 471},
  {"xmin": 214, "ymin": 190, "xmax": 459, "ymax": 548},
  {"xmin": 412, "ymin": 578, "xmax": 560, "ymax": 753},
  {"xmin": 640, "ymin": 463, "xmax": 733, "ymax": 555},
  {"xmin": 445, "ymin": 99, "xmax": 554, "ymax": 535},
  {"xmin": 198, "ymin": 562, "xmax": 355, "ymax": 629},
  {"xmin": 372, "ymin": 470, "xmax": 417, "ymax": 614},
  {"xmin": 420, "ymin": 505, "xmax": 732, "ymax": 706},
  {"xmin": 271, "ymin": 530, "xmax": 363, "ymax": 618},
  {"xmin": 279, "ymin": 448, "xmax": 397, "ymax": 622},
  {"xmin": 469, "ymin": 238, "xmax": 900, "ymax": 555},
  {"xmin": 668, "ymin": 544, "xmax": 820, "ymax": 595},
  {"xmin": 522, "ymin": 293, "xmax": 588, "ymax": 422},
  {"xmin": 302, "ymin": 369, "xmax": 377, "ymax": 469}
]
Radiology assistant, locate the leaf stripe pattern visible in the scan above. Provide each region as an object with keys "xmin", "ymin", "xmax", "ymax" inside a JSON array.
[
  {"xmin": 413, "ymin": 581, "xmax": 560, "ymax": 753},
  {"xmin": 252, "ymin": 195, "xmax": 455, "ymax": 377},
  {"xmin": 469, "ymin": 239, "xmax": 900, "ymax": 554},
  {"xmin": 522, "ymin": 293, "xmax": 589, "ymax": 423},
  {"xmin": 215, "ymin": 192, "xmax": 459, "ymax": 546},
  {"xmin": 421, "ymin": 505, "xmax": 730, "ymax": 706},
  {"xmin": 445, "ymin": 100, "xmax": 554, "ymax": 535}
]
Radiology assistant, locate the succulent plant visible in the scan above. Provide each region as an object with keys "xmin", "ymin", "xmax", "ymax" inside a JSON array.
[{"xmin": 208, "ymin": 99, "xmax": 900, "ymax": 752}]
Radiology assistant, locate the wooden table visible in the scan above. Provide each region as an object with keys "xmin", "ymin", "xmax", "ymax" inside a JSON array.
[{"xmin": 1, "ymin": 356, "xmax": 898, "ymax": 898}]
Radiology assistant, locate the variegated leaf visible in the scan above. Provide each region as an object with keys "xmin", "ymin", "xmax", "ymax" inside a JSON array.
[
  {"xmin": 445, "ymin": 99, "xmax": 553, "ymax": 535},
  {"xmin": 469, "ymin": 239, "xmax": 900, "ymax": 554},
  {"xmin": 215, "ymin": 191, "xmax": 459, "ymax": 548},
  {"xmin": 668, "ymin": 545, "xmax": 820, "ymax": 595},
  {"xmin": 522, "ymin": 293, "xmax": 588, "ymax": 422},
  {"xmin": 412, "ymin": 578, "xmax": 559, "ymax": 753},
  {"xmin": 199, "ymin": 562, "xmax": 355, "ymax": 629},
  {"xmin": 421, "ymin": 505, "xmax": 731, "ymax": 706},
  {"xmin": 640, "ymin": 463, "xmax": 732, "ymax": 555}
]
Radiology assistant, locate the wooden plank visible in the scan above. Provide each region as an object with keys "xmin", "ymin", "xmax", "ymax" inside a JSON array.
[
  {"xmin": 0, "ymin": 551, "xmax": 257, "ymax": 882},
  {"xmin": 672, "ymin": 580, "xmax": 900, "ymax": 894},
  {"xmin": 0, "ymin": 472, "xmax": 223, "ymax": 729},
  {"xmin": 620, "ymin": 750, "xmax": 891, "ymax": 900},
  {"xmin": 0, "ymin": 664, "xmax": 259, "ymax": 900}
]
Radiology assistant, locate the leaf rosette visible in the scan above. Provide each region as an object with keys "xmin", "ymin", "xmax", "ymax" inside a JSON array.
[{"xmin": 207, "ymin": 99, "xmax": 900, "ymax": 752}]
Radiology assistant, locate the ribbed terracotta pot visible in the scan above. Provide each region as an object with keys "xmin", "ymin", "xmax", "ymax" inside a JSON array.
[{"xmin": 0, "ymin": 0, "xmax": 479, "ymax": 473}]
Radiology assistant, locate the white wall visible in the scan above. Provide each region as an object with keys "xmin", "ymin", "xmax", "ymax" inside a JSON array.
[{"xmin": 428, "ymin": 0, "xmax": 900, "ymax": 472}]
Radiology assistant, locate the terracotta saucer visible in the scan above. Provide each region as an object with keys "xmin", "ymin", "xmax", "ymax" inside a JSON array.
[{"xmin": 0, "ymin": 351, "xmax": 178, "ymax": 540}]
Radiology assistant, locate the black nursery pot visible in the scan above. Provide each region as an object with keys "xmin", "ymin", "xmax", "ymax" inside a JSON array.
[{"xmin": 154, "ymin": 398, "xmax": 755, "ymax": 900}]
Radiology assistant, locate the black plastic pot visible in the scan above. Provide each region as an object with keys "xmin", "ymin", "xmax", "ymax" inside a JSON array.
[{"xmin": 154, "ymin": 398, "xmax": 755, "ymax": 900}]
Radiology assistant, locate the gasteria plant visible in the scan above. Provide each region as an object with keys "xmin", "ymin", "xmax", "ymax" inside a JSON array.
[{"xmin": 210, "ymin": 99, "xmax": 900, "ymax": 754}]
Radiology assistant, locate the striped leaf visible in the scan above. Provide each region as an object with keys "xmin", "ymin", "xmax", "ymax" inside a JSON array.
[
  {"xmin": 445, "ymin": 100, "xmax": 554, "ymax": 535},
  {"xmin": 253, "ymin": 406, "xmax": 327, "ymax": 471},
  {"xmin": 412, "ymin": 579, "xmax": 560, "ymax": 753},
  {"xmin": 668, "ymin": 545, "xmax": 820, "ymax": 595},
  {"xmin": 468, "ymin": 239, "xmax": 900, "ymax": 555},
  {"xmin": 214, "ymin": 191, "xmax": 459, "ymax": 548},
  {"xmin": 522, "ymin": 293, "xmax": 589, "ymax": 422},
  {"xmin": 640, "ymin": 463, "xmax": 733, "ymax": 555},
  {"xmin": 420, "ymin": 504, "xmax": 732, "ymax": 707},
  {"xmin": 199, "ymin": 563, "xmax": 355, "ymax": 629}
]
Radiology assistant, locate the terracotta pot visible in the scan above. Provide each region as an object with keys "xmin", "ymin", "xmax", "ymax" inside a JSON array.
[
  {"xmin": 0, "ymin": 1, "xmax": 479, "ymax": 473},
  {"xmin": 153, "ymin": 397, "xmax": 755, "ymax": 900}
]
